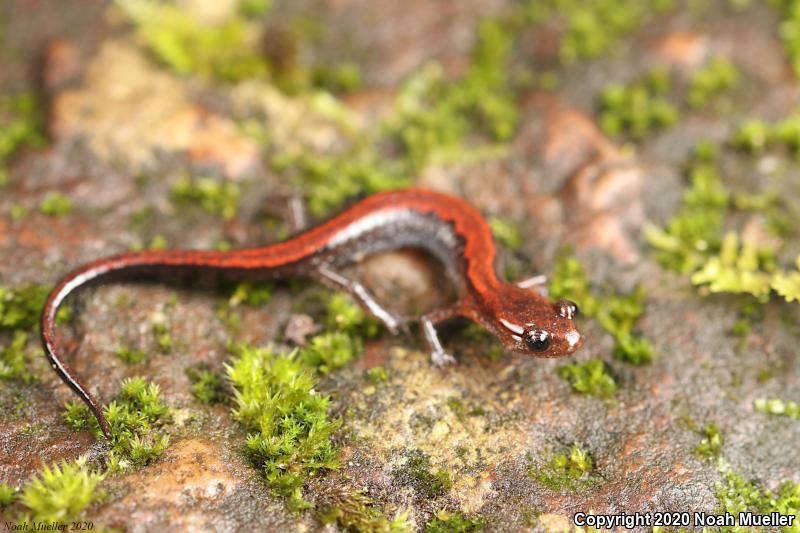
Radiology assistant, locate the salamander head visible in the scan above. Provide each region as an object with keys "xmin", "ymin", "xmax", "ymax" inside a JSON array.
[{"xmin": 491, "ymin": 286, "xmax": 583, "ymax": 358}]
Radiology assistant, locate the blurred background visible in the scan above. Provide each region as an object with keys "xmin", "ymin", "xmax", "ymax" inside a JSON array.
[{"xmin": 0, "ymin": 0, "xmax": 798, "ymax": 531}]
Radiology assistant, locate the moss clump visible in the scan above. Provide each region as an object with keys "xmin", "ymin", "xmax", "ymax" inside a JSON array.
[
  {"xmin": 754, "ymin": 398, "xmax": 800, "ymax": 419},
  {"xmin": 688, "ymin": 57, "xmax": 739, "ymax": 108},
  {"xmin": 0, "ymin": 284, "xmax": 51, "ymax": 331},
  {"xmin": 114, "ymin": 345, "xmax": 148, "ymax": 364},
  {"xmin": 186, "ymin": 367, "xmax": 227, "ymax": 405},
  {"xmin": 599, "ymin": 69, "xmax": 678, "ymax": 140},
  {"xmin": 366, "ymin": 367, "xmax": 389, "ymax": 383},
  {"xmin": 18, "ymin": 457, "xmax": 104, "ymax": 522},
  {"xmin": 556, "ymin": 358, "xmax": 618, "ymax": 399},
  {"xmin": 0, "ymin": 330, "xmax": 34, "ymax": 382},
  {"xmin": 715, "ymin": 462, "xmax": 800, "ymax": 532},
  {"xmin": 64, "ymin": 377, "xmax": 171, "ymax": 468},
  {"xmin": 425, "ymin": 510, "xmax": 485, "ymax": 533},
  {"xmin": 695, "ymin": 423, "xmax": 724, "ymax": 459},
  {"xmin": 325, "ymin": 293, "xmax": 379, "ymax": 338},
  {"xmin": 549, "ymin": 253, "xmax": 655, "ymax": 365},
  {"xmin": 384, "ymin": 19, "xmax": 518, "ymax": 170},
  {"xmin": 733, "ymin": 112, "xmax": 800, "ymax": 156},
  {"xmin": 274, "ymin": 151, "xmax": 411, "ymax": 218},
  {"xmin": 644, "ymin": 141, "xmax": 728, "ymax": 273},
  {"xmin": 488, "ymin": 217, "xmax": 523, "ymax": 251},
  {"xmin": 690, "ymin": 232, "xmax": 775, "ymax": 300},
  {"xmin": 318, "ymin": 490, "xmax": 412, "ymax": 533},
  {"xmin": 393, "ymin": 449, "xmax": 453, "ymax": 499},
  {"xmin": 170, "ymin": 176, "xmax": 241, "ymax": 220},
  {"xmin": 300, "ymin": 331, "xmax": 363, "ymax": 375},
  {"xmin": 116, "ymin": 0, "xmax": 267, "ymax": 82},
  {"xmin": 0, "ymin": 482, "xmax": 17, "ymax": 506},
  {"xmin": 39, "ymin": 192, "xmax": 73, "ymax": 217},
  {"xmin": 518, "ymin": 0, "xmax": 673, "ymax": 64},
  {"xmin": 768, "ymin": 0, "xmax": 800, "ymax": 77},
  {"xmin": 227, "ymin": 343, "xmax": 340, "ymax": 510},
  {"xmin": 0, "ymin": 93, "xmax": 46, "ymax": 186},
  {"xmin": 530, "ymin": 443, "xmax": 595, "ymax": 491},
  {"xmin": 229, "ymin": 281, "xmax": 274, "ymax": 307}
]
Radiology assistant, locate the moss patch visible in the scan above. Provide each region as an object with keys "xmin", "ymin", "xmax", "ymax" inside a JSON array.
[
  {"xmin": 754, "ymin": 398, "xmax": 800, "ymax": 420},
  {"xmin": 0, "ymin": 93, "xmax": 46, "ymax": 186},
  {"xmin": 695, "ymin": 423, "xmax": 724, "ymax": 459},
  {"xmin": 599, "ymin": 69, "xmax": 678, "ymax": 140},
  {"xmin": 392, "ymin": 449, "xmax": 453, "ymax": 499},
  {"xmin": 186, "ymin": 367, "xmax": 228, "ymax": 405},
  {"xmin": 556, "ymin": 358, "xmax": 618, "ymax": 399},
  {"xmin": 227, "ymin": 343, "xmax": 340, "ymax": 510},
  {"xmin": 18, "ymin": 457, "xmax": 105, "ymax": 522},
  {"xmin": 39, "ymin": 192, "xmax": 74, "ymax": 217},
  {"xmin": 688, "ymin": 57, "xmax": 739, "ymax": 108},
  {"xmin": 549, "ymin": 253, "xmax": 655, "ymax": 365},
  {"xmin": 63, "ymin": 377, "xmax": 171, "ymax": 468},
  {"xmin": 425, "ymin": 510, "xmax": 485, "ymax": 533},
  {"xmin": 530, "ymin": 443, "xmax": 595, "ymax": 491},
  {"xmin": 170, "ymin": 175, "xmax": 241, "ymax": 220}
]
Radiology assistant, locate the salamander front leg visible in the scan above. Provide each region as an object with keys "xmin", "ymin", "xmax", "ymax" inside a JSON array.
[
  {"xmin": 316, "ymin": 266, "xmax": 408, "ymax": 335},
  {"xmin": 420, "ymin": 305, "xmax": 459, "ymax": 366}
]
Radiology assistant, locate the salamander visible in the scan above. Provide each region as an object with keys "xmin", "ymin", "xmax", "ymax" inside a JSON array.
[{"xmin": 40, "ymin": 188, "xmax": 583, "ymax": 438}]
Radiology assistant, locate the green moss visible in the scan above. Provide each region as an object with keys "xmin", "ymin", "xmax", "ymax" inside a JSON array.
[
  {"xmin": 384, "ymin": 19, "xmax": 518, "ymax": 170},
  {"xmin": 488, "ymin": 217, "xmax": 523, "ymax": 250},
  {"xmin": 599, "ymin": 69, "xmax": 678, "ymax": 140},
  {"xmin": 0, "ymin": 93, "xmax": 46, "ymax": 179},
  {"xmin": 768, "ymin": 0, "xmax": 800, "ymax": 78},
  {"xmin": 549, "ymin": 253, "xmax": 654, "ymax": 365},
  {"xmin": 688, "ymin": 57, "xmax": 739, "ymax": 108},
  {"xmin": 0, "ymin": 330, "xmax": 34, "ymax": 382},
  {"xmin": 695, "ymin": 423, "xmax": 724, "ymax": 459},
  {"xmin": 114, "ymin": 345, "xmax": 148, "ymax": 364},
  {"xmin": 691, "ymin": 232, "xmax": 775, "ymax": 299},
  {"xmin": 325, "ymin": 293, "xmax": 379, "ymax": 338},
  {"xmin": 64, "ymin": 377, "xmax": 171, "ymax": 468},
  {"xmin": 732, "ymin": 120, "xmax": 773, "ymax": 153},
  {"xmin": 227, "ymin": 343, "xmax": 340, "ymax": 510},
  {"xmin": 39, "ymin": 192, "xmax": 74, "ymax": 217},
  {"xmin": 116, "ymin": 0, "xmax": 267, "ymax": 82},
  {"xmin": 556, "ymin": 358, "xmax": 618, "ymax": 399},
  {"xmin": 300, "ymin": 331, "xmax": 362, "ymax": 374},
  {"xmin": 312, "ymin": 62, "xmax": 363, "ymax": 94},
  {"xmin": 0, "ymin": 284, "xmax": 50, "ymax": 332},
  {"xmin": 392, "ymin": 449, "xmax": 453, "ymax": 499},
  {"xmin": 229, "ymin": 281, "xmax": 274, "ymax": 307},
  {"xmin": 170, "ymin": 176, "xmax": 241, "ymax": 220},
  {"xmin": 186, "ymin": 367, "xmax": 227, "ymax": 405},
  {"xmin": 518, "ymin": 0, "xmax": 673, "ymax": 64},
  {"xmin": 754, "ymin": 398, "xmax": 800, "ymax": 419},
  {"xmin": 318, "ymin": 490, "xmax": 412, "ymax": 533},
  {"xmin": 425, "ymin": 510, "xmax": 485, "ymax": 533},
  {"xmin": 530, "ymin": 443, "xmax": 595, "ymax": 491},
  {"xmin": 19, "ymin": 457, "xmax": 104, "ymax": 522},
  {"xmin": 366, "ymin": 367, "xmax": 389, "ymax": 383},
  {"xmin": 0, "ymin": 482, "xmax": 17, "ymax": 506},
  {"xmin": 274, "ymin": 151, "xmax": 410, "ymax": 218},
  {"xmin": 715, "ymin": 461, "xmax": 799, "ymax": 532}
]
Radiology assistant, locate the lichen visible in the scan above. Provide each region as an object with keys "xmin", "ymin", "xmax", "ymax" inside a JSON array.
[
  {"xmin": 556, "ymin": 358, "xmax": 618, "ymax": 399},
  {"xmin": 530, "ymin": 443, "xmax": 595, "ymax": 492},
  {"xmin": 226, "ymin": 343, "xmax": 340, "ymax": 510}
]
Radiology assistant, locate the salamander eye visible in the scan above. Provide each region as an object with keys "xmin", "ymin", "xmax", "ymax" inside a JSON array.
[
  {"xmin": 525, "ymin": 330, "xmax": 550, "ymax": 352},
  {"xmin": 557, "ymin": 299, "xmax": 580, "ymax": 320}
]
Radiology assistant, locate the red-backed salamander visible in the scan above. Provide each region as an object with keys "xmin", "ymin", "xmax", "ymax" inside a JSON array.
[{"xmin": 41, "ymin": 188, "xmax": 583, "ymax": 438}]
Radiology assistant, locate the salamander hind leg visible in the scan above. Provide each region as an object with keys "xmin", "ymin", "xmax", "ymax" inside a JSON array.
[
  {"xmin": 316, "ymin": 266, "xmax": 409, "ymax": 335},
  {"xmin": 420, "ymin": 305, "xmax": 460, "ymax": 366}
]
